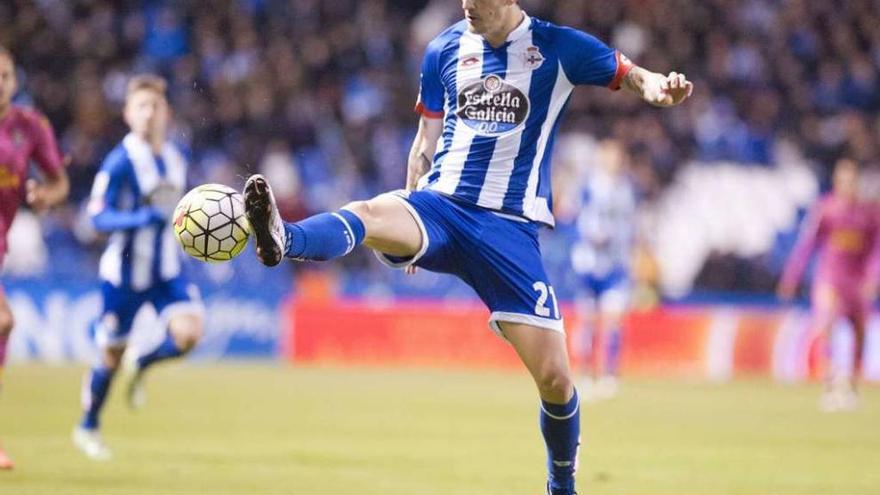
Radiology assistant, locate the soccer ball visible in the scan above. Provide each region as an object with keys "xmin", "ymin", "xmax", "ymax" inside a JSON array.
[{"xmin": 173, "ymin": 184, "xmax": 250, "ymax": 262}]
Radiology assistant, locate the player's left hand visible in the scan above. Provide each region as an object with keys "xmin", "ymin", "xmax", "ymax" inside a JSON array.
[
  {"xmin": 405, "ymin": 265, "xmax": 418, "ymax": 276},
  {"xmin": 25, "ymin": 179, "xmax": 51, "ymax": 213},
  {"xmin": 654, "ymin": 72, "xmax": 694, "ymax": 107}
]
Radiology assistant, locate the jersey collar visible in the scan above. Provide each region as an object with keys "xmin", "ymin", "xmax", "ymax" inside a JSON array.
[{"xmin": 506, "ymin": 12, "xmax": 532, "ymax": 43}]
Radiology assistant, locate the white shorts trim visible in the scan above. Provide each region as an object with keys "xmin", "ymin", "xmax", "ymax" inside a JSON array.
[
  {"xmin": 489, "ymin": 311, "xmax": 565, "ymax": 341},
  {"xmin": 372, "ymin": 190, "xmax": 431, "ymax": 269}
]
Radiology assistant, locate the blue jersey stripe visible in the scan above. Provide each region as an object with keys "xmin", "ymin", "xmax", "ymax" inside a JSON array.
[
  {"xmin": 150, "ymin": 225, "xmax": 163, "ymax": 284},
  {"xmin": 453, "ymin": 43, "xmax": 509, "ymax": 202},
  {"xmin": 534, "ymin": 96, "xmax": 571, "ymax": 211},
  {"xmin": 502, "ymin": 45, "xmax": 557, "ymax": 214},
  {"xmin": 120, "ymin": 230, "xmax": 134, "ymax": 288},
  {"xmin": 150, "ymin": 157, "xmax": 168, "ymax": 285},
  {"xmin": 428, "ymin": 28, "xmax": 464, "ymax": 186}
]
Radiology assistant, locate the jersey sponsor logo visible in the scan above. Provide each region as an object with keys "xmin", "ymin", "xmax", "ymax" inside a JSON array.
[
  {"xmin": 522, "ymin": 46, "xmax": 545, "ymax": 70},
  {"xmin": 0, "ymin": 165, "xmax": 20, "ymax": 189},
  {"xmin": 830, "ymin": 228, "xmax": 865, "ymax": 252},
  {"xmin": 460, "ymin": 56, "xmax": 480, "ymax": 67},
  {"xmin": 456, "ymin": 74, "xmax": 530, "ymax": 136}
]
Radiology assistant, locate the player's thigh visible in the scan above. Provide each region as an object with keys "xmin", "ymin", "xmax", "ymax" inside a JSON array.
[
  {"xmin": 154, "ymin": 280, "xmax": 205, "ymax": 345},
  {"xmin": 811, "ymin": 283, "xmax": 841, "ymax": 334},
  {"xmin": 500, "ymin": 321, "xmax": 574, "ymax": 403},
  {"xmin": 344, "ymin": 193, "xmax": 423, "ymax": 258},
  {"xmin": 0, "ymin": 285, "xmax": 13, "ymax": 335}
]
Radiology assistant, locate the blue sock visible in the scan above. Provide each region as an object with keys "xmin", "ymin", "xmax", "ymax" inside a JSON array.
[
  {"xmin": 606, "ymin": 329, "xmax": 622, "ymax": 377},
  {"xmin": 80, "ymin": 365, "xmax": 116, "ymax": 430},
  {"xmin": 284, "ymin": 209, "xmax": 366, "ymax": 261},
  {"xmin": 541, "ymin": 389, "xmax": 580, "ymax": 495},
  {"xmin": 137, "ymin": 334, "xmax": 184, "ymax": 370}
]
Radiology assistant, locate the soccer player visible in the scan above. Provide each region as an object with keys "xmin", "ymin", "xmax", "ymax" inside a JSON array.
[
  {"xmin": 74, "ymin": 75, "xmax": 204, "ymax": 460},
  {"xmin": 244, "ymin": 2, "xmax": 692, "ymax": 493},
  {"xmin": 778, "ymin": 158, "xmax": 880, "ymax": 412},
  {"xmin": 0, "ymin": 45, "xmax": 70, "ymax": 471},
  {"xmin": 569, "ymin": 140, "xmax": 636, "ymax": 401}
]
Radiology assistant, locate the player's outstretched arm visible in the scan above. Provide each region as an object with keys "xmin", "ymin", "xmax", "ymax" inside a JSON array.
[
  {"xmin": 405, "ymin": 116, "xmax": 443, "ymax": 191},
  {"xmin": 777, "ymin": 202, "xmax": 825, "ymax": 300},
  {"xmin": 88, "ymin": 160, "xmax": 165, "ymax": 233},
  {"xmin": 622, "ymin": 67, "xmax": 694, "ymax": 107}
]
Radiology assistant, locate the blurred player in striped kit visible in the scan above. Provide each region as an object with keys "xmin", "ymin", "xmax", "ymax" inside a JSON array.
[
  {"xmin": 243, "ymin": 1, "xmax": 692, "ymax": 493},
  {"xmin": 74, "ymin": 75, "xmax": 204, "ymax": 460},
  {"xmin": 569, "ymin": 140, "xmax": 636, "ymax": 401},
  {"xmin": 778, "ymin": 158, "xmax": 880, "ymax": 412},
  {"xmin": 0, "ymin": 45, "xmax": 70, "ymax": 470}
]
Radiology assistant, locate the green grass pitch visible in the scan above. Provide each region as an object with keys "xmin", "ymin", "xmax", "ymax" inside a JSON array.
[{"xmin": 0, "ymin": 364, "xmax": 878, "ymax": 494}]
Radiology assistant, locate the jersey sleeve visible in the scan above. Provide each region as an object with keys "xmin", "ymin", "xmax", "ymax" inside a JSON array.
[
  {"xmin": 87, "ymin": 150, "xmax": 156, "ymax": 232},
  {"xmin": 26, "ymin": 111, "xmax": 65, "ymax": 177},
  {"xmin": 780, "ymin": 200, "xmax": 827, "ymax": 290},
  {"xmin": 87, "ymin": 150, "xmax": 128, "ymax": 219},
  {"xmin": 414, "ymin": 39, "xmax": 446, "ymax": 119},
  {"xmin": 555, "ymin": 27, "xmax": 633, "ymax": 90}
]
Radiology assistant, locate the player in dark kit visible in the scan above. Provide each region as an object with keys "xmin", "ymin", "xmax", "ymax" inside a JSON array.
[
  {"xmin": 778, "ymin": 159, "xmax": 880, "ymax": 411},
  {"xmin": 244, "ymin": 1, "xmax": 692, "ymax": 493},
  {"xmin": 0, "ymin": 45, "xmax": 70, "ymax": 470}
]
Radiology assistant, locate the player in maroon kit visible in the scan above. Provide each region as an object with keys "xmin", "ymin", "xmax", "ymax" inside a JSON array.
[
  {"xmin": 778, "ymin": 158, "xmax": 880, "ymax": 411},
  {"xmin": 0, "ymin": 46, "xmax": 70, "ymax": 469}
]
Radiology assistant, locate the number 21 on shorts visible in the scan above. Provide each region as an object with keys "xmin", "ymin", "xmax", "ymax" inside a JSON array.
[{"xmin": 533, "ymin": 281, "xmax": 559, "ymax": 319}]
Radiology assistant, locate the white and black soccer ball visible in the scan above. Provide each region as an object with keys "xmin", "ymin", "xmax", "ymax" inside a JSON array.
[{"xmin": 173, "ymin": 184, "xmax": 250, "ymax": 262}]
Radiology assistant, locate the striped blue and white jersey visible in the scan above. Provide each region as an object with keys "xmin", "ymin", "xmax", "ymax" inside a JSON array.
[
  {"xmin": 88, "ymin": 133, "xmax": 188, "ymax": 291},
  {"xmin": 570, "ymin": 170, "xmax": 637, "ymax": 278},
  {"xmin": 415, "ymin": 14, "xmax": 632, "ymax": 226}
]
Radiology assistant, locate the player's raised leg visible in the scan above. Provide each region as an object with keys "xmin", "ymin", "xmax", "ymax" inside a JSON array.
[
  {"xmin": 500, "ymin": 322, "xmax": 579, "ymax": 495},
  {"xmin": 125, "ymin": 280, "xmax": 204, "ymax": 409},
  {"xmin": 243, "ymin": 174, "xmax": 423, "ymax": 266}
]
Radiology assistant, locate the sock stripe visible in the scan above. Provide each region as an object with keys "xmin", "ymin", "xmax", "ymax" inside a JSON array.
[
  {"xmin": 331, "ymin": 212, "xmax": 356, "ymax": 255},
  {"xmin": 541, "ymin": 394, "xmax": 580, "ymax": 421}
]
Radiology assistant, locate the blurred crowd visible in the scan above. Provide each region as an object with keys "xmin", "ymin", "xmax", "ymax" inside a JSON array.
[{"xmin": 1, "ymin": 0, "xmax": 879, "ymax": 295}]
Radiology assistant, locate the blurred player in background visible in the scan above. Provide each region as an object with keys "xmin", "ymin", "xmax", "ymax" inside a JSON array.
[
  {"xmin": 0, "ymin": 45, "xmax": 69, "ymax": 471},
  {"xmin": 244, "ymin": 1, "xmax": 692, "ymax": 492},
  {"xmin": 75, "ymin": 75, "xmax": 204, "ymax": 460},
  {"xmin": 778, "ymin": 158, "xmax": 880, "ymax": 412},
  {"xmin": 570, "ymin": 140, "xmax": 636, "ymax": 401}
]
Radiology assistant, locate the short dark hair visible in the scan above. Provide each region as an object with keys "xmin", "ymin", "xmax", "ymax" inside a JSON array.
[{"xmin": 126, "ymin": 74, "xmax": 167, "ymax": 99}]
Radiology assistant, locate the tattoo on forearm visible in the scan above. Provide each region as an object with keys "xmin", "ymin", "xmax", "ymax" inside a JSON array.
[{"xmin": 622, "ymin": 68, "xmax": 641, "ymax": 93}]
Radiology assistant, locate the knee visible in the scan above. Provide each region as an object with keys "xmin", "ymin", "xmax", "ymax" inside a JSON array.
[
  {"xmin": 0, "ymin": 311, "xmax": 13, "ymax": 337},
  {"xmin": 102, "ymin": 347, "xmax": 124, "ymax": 371},
  {"xmin": 169, "ymin": 314, "xmax": 203, "ymax": 353},
  {"xmin": 343, "ymin": 200, "xmax": 374, "ymax": 226},
  {"xmin": 535, "ymin": 367, "xmax": 574, "ymax": 403}
]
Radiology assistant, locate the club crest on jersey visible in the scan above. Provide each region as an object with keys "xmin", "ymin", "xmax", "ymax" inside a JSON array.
[
  {"xmin": 522, "ymin": 46, "xmax": 544, "ymax": 70},
  {"xmin": 456, "ymin": 74, "xmax": 530, "ymax": 137}
]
